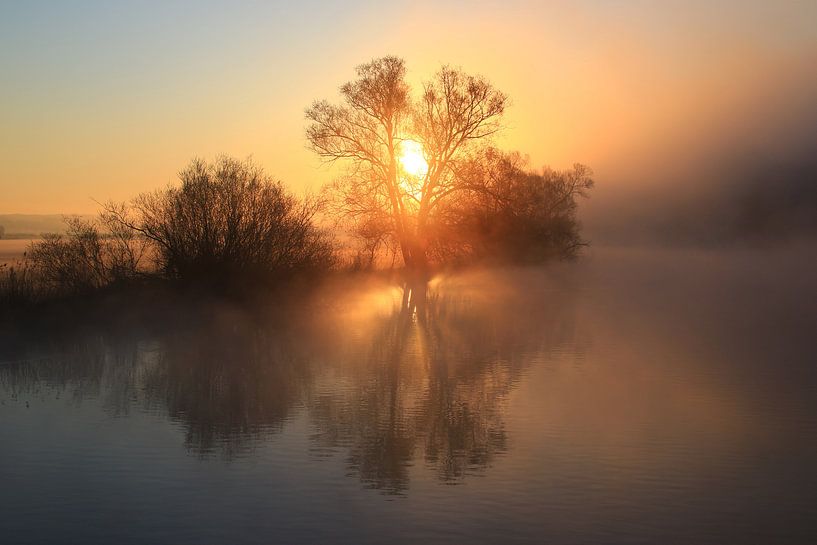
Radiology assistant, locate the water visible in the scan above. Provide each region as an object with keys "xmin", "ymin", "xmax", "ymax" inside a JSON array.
[
  {"xmin": 2, "ymin": 246, "xmax": 817, "ymax": 544},
  {"xmin": 0, "ymin": 239, "xmax": 34, "ymax": 266}
]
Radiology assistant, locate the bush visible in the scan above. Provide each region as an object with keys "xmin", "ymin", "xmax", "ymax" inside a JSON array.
[
  {"xmin": 27, "ymin": 215, "xmax": 148, "ymax": 295},
  {"xmin": 431, "ymin": 150, "xmax": 594, "ymax": 263},
  {"xmin": 104, "ymin": 156, "xmax": 336, "ymax": 287}
]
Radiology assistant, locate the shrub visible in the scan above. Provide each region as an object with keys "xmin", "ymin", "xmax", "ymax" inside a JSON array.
[
  {"xmin": 104, "ymin": 156, "xmax": 336, "ymax": 287},
  {"xmin": 27, "ymin": 215, "xmax": 148, "ymax": 295}
]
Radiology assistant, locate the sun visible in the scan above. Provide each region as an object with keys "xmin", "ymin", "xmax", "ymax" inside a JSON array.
[{"xmin": 399, "ymin": 140, "xmax": 428, "ymax": 179}]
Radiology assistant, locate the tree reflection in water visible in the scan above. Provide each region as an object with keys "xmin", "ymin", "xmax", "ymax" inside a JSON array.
[
  {"xmin": 311, "ymin": 283, "xmax": 515, "ymax": 493},
  {"xmin": 0, "ymin": 271, "xmax": 580, "ymax": 493},
  {"xmin": 141, "ymin": 319, "xmax": 314, "ymax": 459},
  {"xmin": 309, "ymin": 274, "xmax": 580, "ymax": 494}
]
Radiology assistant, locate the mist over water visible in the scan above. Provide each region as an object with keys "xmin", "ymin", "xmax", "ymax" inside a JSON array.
[
  {"xmin": 2, "ymin": 245, "xmax": 816, "ymax": 544},
  {"xmin": 583, "ymin": 60, "xmax": 817, "ymax": 247}
]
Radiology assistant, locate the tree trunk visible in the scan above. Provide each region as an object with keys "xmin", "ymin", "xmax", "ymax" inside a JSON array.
[{"xmin": 399, "ymin": 236, "xmax": 428, "ymax": 281}]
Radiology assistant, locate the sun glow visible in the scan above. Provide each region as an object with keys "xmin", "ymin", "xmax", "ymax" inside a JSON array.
[{"xmin": 399, "ymin": 140, "xmax": 429, "ymax": 179}]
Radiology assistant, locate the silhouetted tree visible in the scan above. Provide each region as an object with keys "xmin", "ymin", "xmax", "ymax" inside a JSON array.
[
  {"xmin": 103, "ymin": 156, "xmax": 335, "ymax": 287},
  {"xmin": 306, "ymin": 56, "xmax": 507, "ymax": 274},
  {"xmin": 432, "ymin": 149, "xmax": 594, "ymax": 262}
]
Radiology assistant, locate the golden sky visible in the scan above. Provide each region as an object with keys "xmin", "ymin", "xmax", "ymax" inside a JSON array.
[{"xmin": 1, "ymin": 1, "xmax": 816, "ymax": 215}]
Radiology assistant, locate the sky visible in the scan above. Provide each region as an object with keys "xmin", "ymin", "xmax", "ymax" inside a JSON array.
[{"xmin": 1, "ymin": 1, "xmax": 816, "ymax": 241}]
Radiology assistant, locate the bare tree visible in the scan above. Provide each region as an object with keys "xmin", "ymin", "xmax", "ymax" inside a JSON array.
[
  {"xmin": 102, "ymin": 156, "xmax": 335, "ymax": 286},
  {"xmin": 412, "ymin": 67, "xmax": 507, "ymax": 248},
  {"xmin": 432, "ymin": 149, "xmax": 595, "ymax": 263},
  {"xmin": 306, "ymin": 56, "xmax": 507, "ymax": 274}
]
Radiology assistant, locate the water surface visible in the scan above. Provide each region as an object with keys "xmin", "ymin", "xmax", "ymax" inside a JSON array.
[{"xmin": 2, "ymin": 246, "xmax": 817, "ymax": 544}]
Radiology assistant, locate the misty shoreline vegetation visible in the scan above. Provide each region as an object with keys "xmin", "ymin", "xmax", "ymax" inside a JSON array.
[{"xmin": 0, "ymin": 56, "xmax": 593, "ymax": 317}]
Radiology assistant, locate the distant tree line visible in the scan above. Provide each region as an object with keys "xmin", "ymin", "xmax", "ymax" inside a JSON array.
[{"xmin": 1, "ymin": 56, "xmax": 593, "ymax": 308}]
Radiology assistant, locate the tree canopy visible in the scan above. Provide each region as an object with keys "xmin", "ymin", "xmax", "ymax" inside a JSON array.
[
  {"xmin": 306, "ymin": 56, "xmax": 508, "ymax": 273},
  {"xmin": 306, "ymin": 56, "xmax": 592, "ymax": 272}
]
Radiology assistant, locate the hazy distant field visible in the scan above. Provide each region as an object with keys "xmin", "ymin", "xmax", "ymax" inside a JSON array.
[{"xmin": 0, "ymin": 239, "xmax": 34, "ymax": 265}]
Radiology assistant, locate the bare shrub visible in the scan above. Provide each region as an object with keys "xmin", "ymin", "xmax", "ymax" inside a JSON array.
[
  {"xmin": 98, "ymin": 202, "xmax": 151, "ymax": 282},
  {"xmin": 28, "ymin": 218, "xmax": 108, "ymax": 294},
  {"xmin": 24, "ymin": 214, "xmax": 149, "ymax": 297},
  {"xmin": 103, "ymin": 156, "xmax": 336, "ymax": 286}
]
